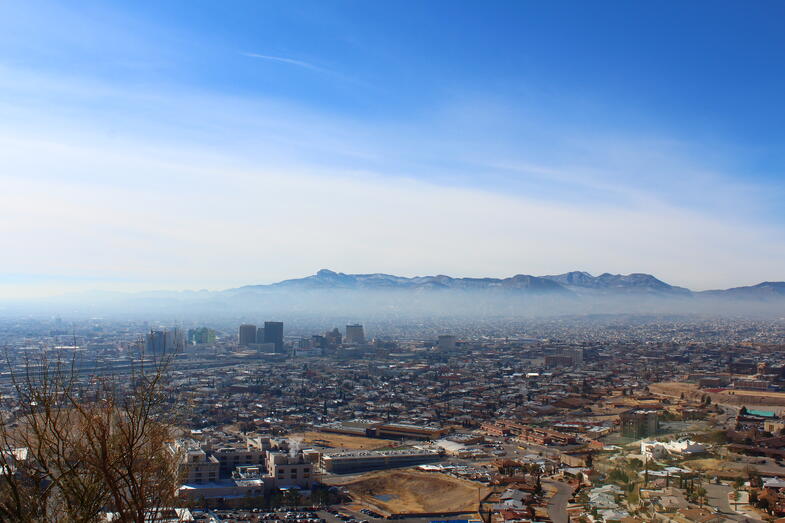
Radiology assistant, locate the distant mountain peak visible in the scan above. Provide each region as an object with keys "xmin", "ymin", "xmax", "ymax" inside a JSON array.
[{"xmin": 541, "ymin": 271, "xmax": 689, "ymax": 295}]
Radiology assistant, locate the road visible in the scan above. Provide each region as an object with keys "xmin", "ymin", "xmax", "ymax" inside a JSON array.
[
  {"xmin": 717, "ymin": 406, "xmax": 739, "ymax": 430},
  {"xmin": 704, "ymin": 483, "xmax": 764, "ymax": 523},
  {"xmin": 705, "ymin": 483, "xmax": 734, "ymax": 514},
  {"xmin": 543, "ymin": 479, "xmax": 572, "ymax": 523}
]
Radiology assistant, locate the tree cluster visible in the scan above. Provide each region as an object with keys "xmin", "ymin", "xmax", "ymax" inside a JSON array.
[{"xmin": 0, "ymin": 350, "xmax": 181, "ymax": 522}]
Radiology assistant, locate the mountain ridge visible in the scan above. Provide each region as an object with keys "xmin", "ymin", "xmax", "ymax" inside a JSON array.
[
  {"xmin": 230, "ymin": 269, "xmax": 778, "ymax": 299},
  {"xmin": 16, "ymin": 270, "xmax": 785, "ymax": 318},
  {"xmin": 34, "ymin": 270, "xmax": 785, "ymax": 305},
  {"xmin": 237, "ymin": 269, "xmax": 572, "ymax": 294}
]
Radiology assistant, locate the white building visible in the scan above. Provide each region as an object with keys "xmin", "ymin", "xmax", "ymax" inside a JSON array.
[{"xmin": 640, "ymin": 439, "xmax": 706, "ymax": 460}]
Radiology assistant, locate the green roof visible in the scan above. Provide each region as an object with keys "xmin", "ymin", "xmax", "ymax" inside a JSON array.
[{"xmin": 746, "ymin": 409, "xmax": 776, "ymax": 418}]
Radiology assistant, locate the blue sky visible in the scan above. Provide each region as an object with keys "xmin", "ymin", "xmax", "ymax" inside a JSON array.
[{"xmin": 1, "ymin": 1, "xmax": 784, "ymax": 297}]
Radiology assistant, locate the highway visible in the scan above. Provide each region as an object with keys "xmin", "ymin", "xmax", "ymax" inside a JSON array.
[{"xmin": 0, "ymin": 356, "xmax": 262, "ymax": 385}]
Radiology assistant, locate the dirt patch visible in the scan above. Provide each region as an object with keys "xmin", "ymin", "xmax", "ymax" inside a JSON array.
[
  {"xmin": 651, "ymin": 382, "xmax": 785, "ymax": 413},
  {"xmin": 650, "ymin": 382, "xmax": 698, "ymax": 398},
  {"xmin": 681, "ymin": 458, "xmax": 765, "ymax": 479},
  {"xmin": 712, "ymin": 388, "xmax": 785, "ymax": 407},
  {"xmin": 681, "ymin": 458, "xmax": 724, "ymax": 473},
  {"xmin": 327, "ymin": 468, "xmax": 490, "ymax": 514},
  {"xmin": 294, "ymin": 431, "xmax": 393, "ymax": 451}
]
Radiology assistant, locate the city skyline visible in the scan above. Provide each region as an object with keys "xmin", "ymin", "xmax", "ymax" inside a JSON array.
[{"xmin": 2, "ymin": 1, "xmax": 785, "ymax": 298}]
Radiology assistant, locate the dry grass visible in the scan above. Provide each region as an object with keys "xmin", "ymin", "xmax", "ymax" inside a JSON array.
[
  {"xmin": 727, "ymin": 389, "xmax": 785, "ymax": 399},
  {"xmin": 294, "ymin": 431, "xmax": 393, "ymax": 451},
  {"xmin": 651, "ymin": 382, "xmax": 785, "ymax": 412},
  {"xmin": 649, "ymin": 382, "xmax": 698, "ymax": 397},
  {"xmin": 328, "ymin": 468, "xmax": 490, "ymax": 514},
  {"xmin": 681, "ymin": 458, "xmax": 724, "ymax": 472},
  {"xmin": 681, "ymin": 458, "xmax": 767, "ymax": 479}
]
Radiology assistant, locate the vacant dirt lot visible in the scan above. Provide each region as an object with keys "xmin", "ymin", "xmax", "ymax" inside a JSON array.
[
  {"xmin": 651, "ymin": 382, "xmax": 785, "ymax": 412},
  {"xmin": 681, "ymin": 458, "xmax": 726, "ymax": 474},
  {"xmin": 650, "ymin": 382, "xmax": 700, "ymax": 398},
  {"xmin": 327, "ymin": 468, "xmax": 490, "ymax": 514},
  {"xmin": 294, "ymin": 431, "xmax": 392, "ymax": 451}
]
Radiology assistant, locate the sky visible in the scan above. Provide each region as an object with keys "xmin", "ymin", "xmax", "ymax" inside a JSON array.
[{"xmin": 1, "ymin": 0, "xmax": 785, "ymax": 298}]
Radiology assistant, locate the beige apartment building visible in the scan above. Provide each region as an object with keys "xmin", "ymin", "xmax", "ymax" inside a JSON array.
[
  {"xmin": 265, "ymin": 451, "xmax": 313, "ymax": 488},
  {"xmin": 168, "ymin": 439, "xmax": 220, "ymax": 484},
  {"xmin": 209, "ymin": 436, "xmax": 271, "ymax": 477}
]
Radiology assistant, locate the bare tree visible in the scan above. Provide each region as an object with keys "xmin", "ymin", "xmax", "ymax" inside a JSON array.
[{"xmin": 0, "ymin": 346, "xmax": 182, "ymax": 522}]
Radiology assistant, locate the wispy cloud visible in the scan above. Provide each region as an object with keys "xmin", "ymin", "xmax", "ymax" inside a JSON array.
[
  {"xmin": 242, "ymin": 52, "xmax": 327, "ymax": 73},
  {"xmin": 1, "ymin": 63, "xmax": 783, "ymax": 296},
  {"xmin": 3, "ymin": 127, "xmax": 785, "ymax": 296}
]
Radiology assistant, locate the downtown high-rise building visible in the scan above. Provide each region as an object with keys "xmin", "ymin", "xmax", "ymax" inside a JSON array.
[
  {"xmin": 145, "ymin": 328, "xmax": 184, "ymax": 355},
  {"xmin": 145, "ymin": 330, "xmax": 166, "ymax": 354},
  {"xmin": 188, "ymin": 327, "xmax": 216, "ymax": 345},
  {"xmin": 325, "ymin": 328, "xmax": 342, "ymax": 348},
  {"xmin": 345, "ymin": 324, "xmax": 365, "ymax": 345},
  {"xmin": 238, "ymin": 324, "xmax": 257, "ymax": 346},
  {"xmin": 263, "ymin": 321, "xmax": 284, "ymax": 353},
  {"xmin": 165, "ymin": 328, "xmax": 184, "ymax": 353}
]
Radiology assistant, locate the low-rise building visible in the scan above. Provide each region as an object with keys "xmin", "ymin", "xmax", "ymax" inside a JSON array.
[
  {"xmin": 640, "ymin": 439, "xmax": 706, "ymax": 460},
  {"xmin": 320, "ymin": 448, "xmax": 441, "ymax": 473},
  {"xmin": 515, "ymin": 425, "xmax": 576, "ymax": 446}
]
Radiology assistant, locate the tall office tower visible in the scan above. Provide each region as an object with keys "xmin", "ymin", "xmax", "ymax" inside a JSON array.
[
  {"xmin": 325, "ymin": 328, "xmax": 342, "ymax": 348},
  {"xmin": 256, "ymin": 327, "xmax": 265, "ymax": 345},
  {"xmin": 145, "ymin": 330, "xmax": 166, "ymax": 354},
  {"xmin": 311, "ymin": 334, "xmax": 326, "ymax": 349},
  {"xmin": 238, "ymin": 324, "xmax": 257, "ymax": 346},
  {"xmin": 263, "ymin": 321, "xmax": 284, "ymax": 353},
  {"xmin": 188, "ymin": 327, "xmax": 217, "ymax": 345},
  {"xmin": 345, "ymin": 324, "xmax": 365, "ymax": 345},
  {"xmin": 165, "ymin": 327, "xmax": 185, "ymax": 354}
]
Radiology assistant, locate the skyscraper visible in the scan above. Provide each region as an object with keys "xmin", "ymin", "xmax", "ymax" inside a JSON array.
[
  {"xmin": 145, "ymin": 330, "xmax": 166, "ymax": 354},
  {"xmin": 263, "ymin": 321, "xmax": 284, "ymax": 353},
  {"xmin": 165, "ymin": 327, "xmax": 185, "ymax": 354},
  {"xmin": 188, "ymin": 327, "xmax": 216, "ymax": 344},
  {"xmin": 239, "ymin": 324, "xmax": 257, "ymax": 346},
  {"xmin": 345, "ymin": 324, "xmax": 365, "ymax": 345},
  {"xmin": 145, "ymin": 328, "xmax": 184, "ymax": 355},
  {"xmin": 324, "ymin": 328, "xmax": 342, "ymax": 349}
]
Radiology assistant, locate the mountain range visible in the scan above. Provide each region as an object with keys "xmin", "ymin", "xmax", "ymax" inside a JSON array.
[
  {"xmin": 15, "ymin": 269, "xmax": 785, "ymax": 318},
  {"xmin": 229, "ymin": 269, "xmax": 780, "ymax": 300}
]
